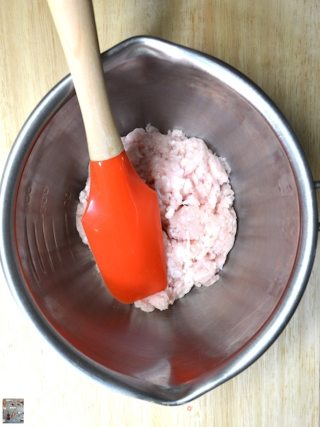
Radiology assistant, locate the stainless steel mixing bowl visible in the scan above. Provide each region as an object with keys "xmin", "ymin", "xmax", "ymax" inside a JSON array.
[{"xmin": 0, "ymin": 36, "xmax": 319, "ymax": 405}]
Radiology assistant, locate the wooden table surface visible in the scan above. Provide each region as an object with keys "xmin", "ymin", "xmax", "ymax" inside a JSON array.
[{"xmin": 0, "ymin": 1, "xmax": 319, "ymax": 426}]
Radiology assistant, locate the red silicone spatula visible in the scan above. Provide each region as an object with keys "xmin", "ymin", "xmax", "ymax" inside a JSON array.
[{"xmin": 47, "ymin": 0, "xmax": 167, "ymax": 303}]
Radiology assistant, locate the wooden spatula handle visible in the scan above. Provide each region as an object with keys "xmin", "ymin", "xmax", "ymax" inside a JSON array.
[{"xmin": 47, "ymin": 0, "xmax": 123, "ymax": 161}]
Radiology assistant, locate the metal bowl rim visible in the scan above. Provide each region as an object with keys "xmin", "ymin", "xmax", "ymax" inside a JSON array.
[{"xmin": 0, "ymin": 35, "xmax": 317, "ymax": 405}]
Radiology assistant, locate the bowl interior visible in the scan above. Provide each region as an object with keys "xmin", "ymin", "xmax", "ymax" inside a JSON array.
[{"xmin": 13, "ymin": 38, "xmax": 300, "ymax": 402}]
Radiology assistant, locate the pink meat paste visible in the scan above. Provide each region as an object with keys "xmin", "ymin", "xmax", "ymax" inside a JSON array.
[{"xmin": 76, "ymin": 125, "xmax": 237, "ymax": 312}]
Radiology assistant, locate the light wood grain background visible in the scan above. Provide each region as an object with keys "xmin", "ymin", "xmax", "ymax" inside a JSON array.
[{"xmin": 0, "ymin": 1, "xmax": 319, "ymax": 426}]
